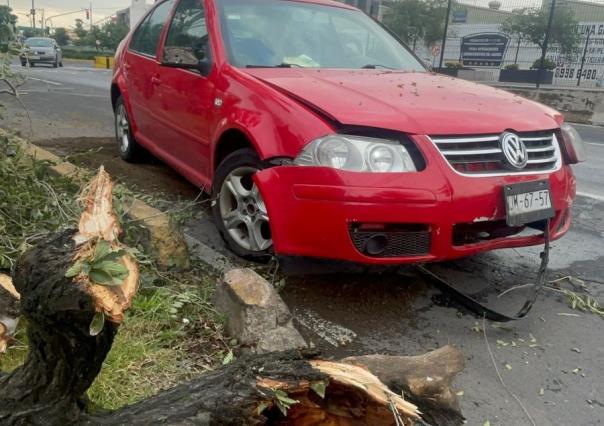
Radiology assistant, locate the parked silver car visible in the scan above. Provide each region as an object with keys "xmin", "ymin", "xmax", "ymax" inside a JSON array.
[{"xmin": 20, "ymin": 37, "xmax": 63, "ymax": 68}]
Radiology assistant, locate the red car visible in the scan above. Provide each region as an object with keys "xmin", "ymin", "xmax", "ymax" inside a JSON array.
[{"xmin": 111, "ymin": 0, "xmax": 584, "ymax": 264}]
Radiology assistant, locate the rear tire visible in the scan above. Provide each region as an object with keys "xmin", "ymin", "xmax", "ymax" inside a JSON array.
[
  {"xmin": 212, "ymin": 148, "xmax": 272, "ymax": 261},
  {"xmin": 114, "ymin": 96, "xmax": 144, "ymax": 162}
]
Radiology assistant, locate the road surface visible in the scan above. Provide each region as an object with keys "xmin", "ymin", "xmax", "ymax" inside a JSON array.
[{"xmin": 1, "ymin": 63, "xmax": 603, "ymax": 426}]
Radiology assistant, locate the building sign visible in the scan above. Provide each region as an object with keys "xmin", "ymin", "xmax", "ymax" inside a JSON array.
[
  {"xmin": 460, "ymin": 33, "xmax": 510, "ymax": 67},
  {"xmin": 452, "ymin": 9, "xmax": 468, "ymax": 23}
]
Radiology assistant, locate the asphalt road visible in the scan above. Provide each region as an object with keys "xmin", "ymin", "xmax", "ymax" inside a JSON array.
[{"xmin": 1, "ymin": 64, "xmax": 603, "ymax": 426}]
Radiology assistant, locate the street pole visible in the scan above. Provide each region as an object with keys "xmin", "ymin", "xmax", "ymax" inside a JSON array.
[
  {"xmin": 90, "ymin": 1, "xmax": 93, "ymax": 30},
  {"xmin": 31, "ymin": 0, "xmax": 36, "ymax": 32},
  {"xmin": 537, "ymin": 0, "xmax": 556, "ymax": 89},
  {"xmin": 438, "ymin": 0, "xmax": 452, "ymax": 69},
  {"xmin": 577, "ymin": 29, "xmax": 591, "ymax": 87}
]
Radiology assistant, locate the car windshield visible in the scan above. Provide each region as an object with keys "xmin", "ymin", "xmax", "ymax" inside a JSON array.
[
  {"xmin": 218, "ymin": 0, "xmax": 425, "ymax": 71},
  {"xmin": 26, "ymin": 38, "xmax": 53, "ymax": 47}
]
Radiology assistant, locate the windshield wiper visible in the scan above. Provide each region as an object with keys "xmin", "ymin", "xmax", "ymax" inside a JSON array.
[
  {"xmin": 361, "ymin": 64, "xmax": 395, "ymax": 70},
  {"xmin": 246, "ymin": 62, "xmax": 301, "ymax": 68}
]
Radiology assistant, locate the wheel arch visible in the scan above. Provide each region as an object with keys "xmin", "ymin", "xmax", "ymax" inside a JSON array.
[
  {"xmin": 213, "ymin": 128, "xmax": 262, "ymax": 172},
  {"xmin": 111, "ymin": 83, "xmax": 122, "ymax": 111}
]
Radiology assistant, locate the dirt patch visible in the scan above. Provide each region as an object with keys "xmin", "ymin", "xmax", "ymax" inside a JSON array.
[{"xmin": 36, "ymin": 137, "xmax": 200, "ymax": 200}]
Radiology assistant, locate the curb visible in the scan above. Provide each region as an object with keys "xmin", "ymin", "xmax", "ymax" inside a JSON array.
[{"xmin": 1, "ymin": 129, "xmax": 189, "ymax": 270}]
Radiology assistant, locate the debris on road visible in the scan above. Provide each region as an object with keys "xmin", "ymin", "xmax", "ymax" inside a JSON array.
[{"xmin": 213, "ymin": 268, "xmax": 307, "ymax": 354}]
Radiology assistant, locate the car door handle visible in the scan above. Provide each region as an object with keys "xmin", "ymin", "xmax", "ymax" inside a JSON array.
[{"xmin": 151, "ymin": 76, "xmax": 161, "ymax": 86}]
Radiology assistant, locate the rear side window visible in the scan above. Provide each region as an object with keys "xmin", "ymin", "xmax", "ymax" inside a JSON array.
[{"xmin": 130, "ymin": 0, "xmax": 175, "ymax": 57}]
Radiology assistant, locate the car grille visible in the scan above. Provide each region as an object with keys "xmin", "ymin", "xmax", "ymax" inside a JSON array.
[
  {"xmin": 349, "ymin": 225, "xmax": 431, "ymax": 258},
  {"xmin": 429, "ymin": 131, "xmax": 561, "ymax": 175}
]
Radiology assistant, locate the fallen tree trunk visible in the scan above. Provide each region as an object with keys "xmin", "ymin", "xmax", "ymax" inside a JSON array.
[{"xmin": 0, "ymin": 169, "xmax": 464, "ymax": 425}]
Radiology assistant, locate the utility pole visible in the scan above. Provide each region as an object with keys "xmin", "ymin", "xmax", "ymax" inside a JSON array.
[
  {"xmin": 537, "ymin": 0, "xmax": 556, "ymax": 89},
  {"xmin": 577, "ymin": 28, "xmax": 592, "ymax": 87},
  {"xmin": 31, "ymin": 0, "xmax": 36, "ymax": 31},
  {"xmin": 438, "ymin": 0, "xmax": 452, "ymax": 69},
  {"xmin": 90, "ymin": 1, "xmax": 93, "ymax": 30}
]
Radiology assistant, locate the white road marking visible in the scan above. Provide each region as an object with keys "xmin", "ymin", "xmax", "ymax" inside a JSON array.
[
  {"xmin": 294, "ymin": 308, "xmax": 357, "ymax": 347},
  {"xmin": 577, "ymin": 191, "xmax": 604, "ymax": 202},
  {"xmin": 585, "ymin": 142, "xmax": 604, "ymax": 147},
  {"xmin": 27, "ymin": 77, "xmax": 62, "ymax": 86}
]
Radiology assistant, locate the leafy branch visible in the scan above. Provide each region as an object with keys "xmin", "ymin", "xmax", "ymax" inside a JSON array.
[{"xmin": 65, "ymin": 240, "xmax": 129, "ymax": 286}]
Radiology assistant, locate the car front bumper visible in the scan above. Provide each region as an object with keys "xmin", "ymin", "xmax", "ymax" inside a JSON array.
[{"xmin": 254, "ymin": 136, "xmax": 576, "ymax": 265}]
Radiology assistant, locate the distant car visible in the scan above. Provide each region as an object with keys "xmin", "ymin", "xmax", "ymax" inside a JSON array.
[
  {"xmin": 111, "ymin": 0, "xmax": 583, "ymax": 264},
  {"xmin": 21, "ymin": 37, "xmax": 63, "ymax": 68}
]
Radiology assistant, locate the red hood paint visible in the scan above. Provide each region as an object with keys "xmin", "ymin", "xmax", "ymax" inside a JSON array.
[{"xmin": 244, "ymin": 69, "xmax": 563, "ymax": 135}]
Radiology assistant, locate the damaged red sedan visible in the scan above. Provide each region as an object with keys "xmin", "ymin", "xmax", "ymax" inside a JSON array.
[{"xmin": 111, "ymin": 0, "xmax": 584, "ymax": 264}]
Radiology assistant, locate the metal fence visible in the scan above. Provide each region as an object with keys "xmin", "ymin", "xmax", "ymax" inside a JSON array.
[{"xmin": 375, "ymin": 0, "xmax": 604, "ymax": 88}]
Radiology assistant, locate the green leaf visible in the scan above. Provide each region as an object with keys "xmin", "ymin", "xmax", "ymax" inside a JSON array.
[
  {"xmin": 274, "ymin": 389, "xmax": 298, "ymax": 405},
  {"xmin": 222, "ymin": 350, "xmax": 234, "ymax": 365},
  {"xmin": 93, "ymin": 240, "xmax": 112, "ymax": 261},
  {"xmin": 89, "ymin": 269, "xmax": 121, "ymax": 286},
  {"xmin": 65, "ymin": 261, "xmax": 83, "ymax": 278},
  {"xmin": 89, "ymin": 311, "xmax": 105, "ymax": 336},
  {"xmin": 310, "ymin": 381, "xmax": 327, "ymax": 399},
  {"xmin": 94, "ymin": 260, "xmax": 129, "ymax": 277}
]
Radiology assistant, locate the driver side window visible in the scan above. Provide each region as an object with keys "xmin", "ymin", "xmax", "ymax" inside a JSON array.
[{"xmin": 163, "ymin": 0, "xmax": 210, "ymax": 66}]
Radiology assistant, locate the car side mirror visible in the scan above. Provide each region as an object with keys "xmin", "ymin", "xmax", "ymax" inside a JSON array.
[{"xmin": 162, "ymin": 46, "xmax": 211, "ymax": 76}]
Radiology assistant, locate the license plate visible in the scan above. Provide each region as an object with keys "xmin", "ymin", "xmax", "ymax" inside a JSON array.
[
  {"xmin": 504, "ymin": 180, "xmax": 555, "ymax": 227},
  {"xmin": 29, "ymin": 55, "xmax": 39, "ymax": 60}
]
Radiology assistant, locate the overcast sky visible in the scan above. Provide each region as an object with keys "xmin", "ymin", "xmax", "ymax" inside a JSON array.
[{"xmin": 7, "ymin": 0, "xmax": 139, "ymax": 29}]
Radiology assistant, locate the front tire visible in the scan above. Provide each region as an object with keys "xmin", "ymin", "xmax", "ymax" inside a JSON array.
[
  {"xmin": 212, "ymin": 149, "xmax": 272, "ymax": 261},
  {"xmin": 53, "ymin": 56, "xmax": 58, "ymax": 68},
  {"xmin": 114, "ymin": 96, "xmax": 143, "ymax": 162}
]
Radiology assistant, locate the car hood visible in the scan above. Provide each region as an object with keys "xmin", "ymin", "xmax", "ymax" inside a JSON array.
[{"xmin": 244, "ymin": 69, "xmax": 563, "ymax": 135}]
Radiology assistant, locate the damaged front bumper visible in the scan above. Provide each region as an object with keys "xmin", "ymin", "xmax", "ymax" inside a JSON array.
[{"xmin": 253, "ymin": 161, "xmax": 575, "ymax": 265}]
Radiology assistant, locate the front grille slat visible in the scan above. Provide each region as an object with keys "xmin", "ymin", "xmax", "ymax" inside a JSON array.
[{"xmin": 429, "ymin": 131, "xmax": 561, "ymax": 176}]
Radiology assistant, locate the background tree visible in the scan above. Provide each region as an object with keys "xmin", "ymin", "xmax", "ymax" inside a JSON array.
[
  {"xmin": 0, "ymin": 5, "xmax": 17, "ymax": 44},
  {"xmin": 74, "ymin": 19, "xmax": 88, "ymax": 46},
  {"xmin": 53, "ymin": 28, "xmax": 70, "ymax": 46},
  {"xmin": 501, "ymin": 5, "xmax": 581, "ymax": 64},
  {"xmin": 97, "ymin": 21, "xmax": 129, "ymax": 51},
  {"xmin": 383, "ymin": 0, "xmax": 449, "ymax": 49}
]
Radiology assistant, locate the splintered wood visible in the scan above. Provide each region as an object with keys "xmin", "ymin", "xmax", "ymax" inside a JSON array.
[
  {"xmin": 72, "ymin": 167, "xmax": 139, "ymax": 324},
  {"xmin": 0, "ymin": 274, "xmax": 19, "ymax": 353},
  {"xmin": 256, "ymin": 360, "xmax": 420, "ymax": 425}
]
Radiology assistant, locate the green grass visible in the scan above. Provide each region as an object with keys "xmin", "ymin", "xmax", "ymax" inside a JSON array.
[{"xmin": 0, "ymin": 134, "xmax": 228, "ymax": 410}]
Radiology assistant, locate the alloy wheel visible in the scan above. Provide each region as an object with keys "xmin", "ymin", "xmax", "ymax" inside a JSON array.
[
  {"xmin": 219, "ymin": 167, "xmax": 272, "ymax": 252},
  {"xmin": 116, "ymin": 104, "xmax": 130, "ymax": 153}
]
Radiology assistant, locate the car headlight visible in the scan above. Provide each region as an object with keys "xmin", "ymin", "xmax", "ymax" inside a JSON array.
[
  {"xmin": 294, "ymin": 135, "xmax": 416, "ymax": 172},
  {"xmin": 560, "ymin": 124, "xmax": 586, "ymax": 164}
]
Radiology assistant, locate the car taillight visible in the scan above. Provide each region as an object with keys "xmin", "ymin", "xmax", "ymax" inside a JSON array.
[{"xmin": 559, "ymin": 124, "xmax": 586, "ymax": 164}]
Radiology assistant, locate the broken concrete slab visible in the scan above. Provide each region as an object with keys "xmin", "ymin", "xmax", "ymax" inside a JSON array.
[{"xmin": 213, "ymin": 268, "xmax": 307, "ymax": 353}]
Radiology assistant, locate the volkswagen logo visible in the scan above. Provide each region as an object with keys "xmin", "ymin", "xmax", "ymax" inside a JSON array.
[{"xmin": 500, "ymin": 132, "xmax": 528, "ymax": 169}]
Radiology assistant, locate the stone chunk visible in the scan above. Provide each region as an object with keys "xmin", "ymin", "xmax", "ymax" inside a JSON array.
[{"xmin": 214, "ymin": 268, "xmax": 307, "ymax": 353}]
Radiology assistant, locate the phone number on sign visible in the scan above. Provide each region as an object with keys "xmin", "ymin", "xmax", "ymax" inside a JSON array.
[{"xmin": 555, "ymin": 67, "xmax": 599, "ymax": 80}]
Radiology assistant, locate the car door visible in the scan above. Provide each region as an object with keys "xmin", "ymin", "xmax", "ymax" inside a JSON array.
[
  {"xmin": 123, "ymin": 0, "xmax": 175, "ymax": 147},
  {"xmin": 152, "ymin": 0, "xmax": 215, "ymax": 188}
]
